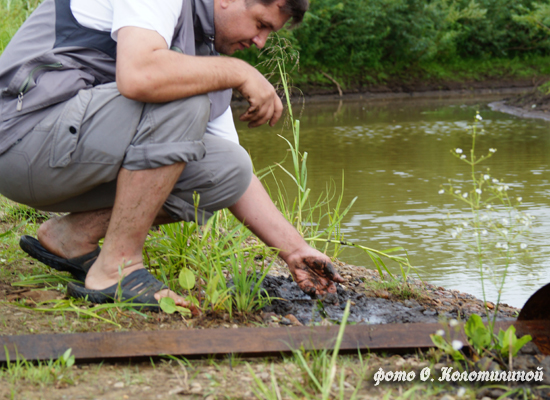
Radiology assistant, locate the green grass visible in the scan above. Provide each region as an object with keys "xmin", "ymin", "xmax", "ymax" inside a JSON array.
[
  {"xmin": 288, "ymin": 55, "xmax": 550, "ymax": 90},
  {"xmin": 363, "ymin": 276, "xmax": 423, "ymax": 301},
  {"xmin": 248, "ymin": 301, "xmax": 369, "ymax": 400},
  {"xmin": 0, "ymin": 348, "xmax": 75, "ymax": 388},
  {"xmin": 412, "ymin": 56, "xmax": 550, "ymax": 82},
  {"xmin": 0, "ymin": 0, "xmax": 41, "ymax": 54}
]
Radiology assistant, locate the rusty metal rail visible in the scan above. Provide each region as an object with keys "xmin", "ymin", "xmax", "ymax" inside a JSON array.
[{"xmin": 0, "ymin": 321, "xmax": 523, "ymax": 363}]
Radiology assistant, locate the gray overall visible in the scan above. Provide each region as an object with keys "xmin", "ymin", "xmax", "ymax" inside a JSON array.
[{"xmin": 0, "ymin": 0, "xmax": 252, "ymax": 222}]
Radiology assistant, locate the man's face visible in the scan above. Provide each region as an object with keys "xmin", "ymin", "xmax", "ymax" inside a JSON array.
[{"xmin": 214, "ymin": 0, "xmax": 290, "ymax": 55}]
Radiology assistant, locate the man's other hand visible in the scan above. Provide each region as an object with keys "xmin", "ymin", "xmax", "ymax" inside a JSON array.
[{"xmin": 237, "ymin": 67, "xmax": 283, "ymax": 128}]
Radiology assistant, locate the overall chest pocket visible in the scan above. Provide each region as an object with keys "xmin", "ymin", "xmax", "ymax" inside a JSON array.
[{"xmin": 2, "ymin": 55, "xmax": 95, "ymax": 121}]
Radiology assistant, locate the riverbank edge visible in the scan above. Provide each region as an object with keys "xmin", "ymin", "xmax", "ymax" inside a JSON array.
[
  {"xmin": 489, "ymin": 100, "xmax": 550, "ymax": 122},
  {"xmin": 231, "ymin": 84, "xmax": 535, "ymax": 106}
]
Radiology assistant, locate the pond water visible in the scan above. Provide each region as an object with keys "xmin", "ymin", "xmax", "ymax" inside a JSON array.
[{"xmin": 234, "ymin": 96, "xmax": 550, "ymax": 309}]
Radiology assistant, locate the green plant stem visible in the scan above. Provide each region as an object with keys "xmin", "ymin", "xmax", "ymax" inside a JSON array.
[
  {"xmin": 307, "ymin": 238, "xmax": 415, "ymax": 279},
  {"xmin": 469, "ymin": 123, "xmax": 489, "ymax": 318}
]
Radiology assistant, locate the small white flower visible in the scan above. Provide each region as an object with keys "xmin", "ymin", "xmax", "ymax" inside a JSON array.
[
  {"xmin": 449, "ymin": 319, "xmax": 459, "ymax": 327},
  {"xmin": 435, "ymin": 329, "xmax": 445, "ymax": 336},
  {"xmin": 486, "ymin": 204, "xmax": 492, "ymax": 209},
  {"xmin": 497, "ymin": 186, "xmax": 504, "ymax": 192},
  {"xmin": 502, "ymin": 243, "xmax": 509, "ymax": 250},
  {"xmin": 484, "ymin": 174, "xmax": 490, "ymax": 180},
  {"xmin": 439, "ymin": 189, "xmax": 445, "ymax": 194},
  {"xmin": 496, "ymin": 242, "xmax": 502, "ymax": 248},
  {"xmin": 502, "ymin": 218, "xmax": 509, "ymax": 225},
  {"xmin": 481, "ymin": 229, "xmax": 488, "ymax": 235},
  {"xmin": 452, "ymin": 340, "xmax": 464, "ymax": 350},
  {"xmin": 455, "ymin": 189, "xmax": 461, "ymax": 194},
  {"xmin": 476, "ymin": 114, "xmax": 483, "ymax": 121},
  {"xmin": 504, "ymin": 185, "xmax": 509, "ymax": 191},
  {"xmin": 489, "ymin": 148, "xmax": 497, "ymax": 153},
  {"xmin": 455, "ymin": 148, "xmax": 463, "ymax": 154},
  {"xmin": 476, "ymin": 188, "xmax": 482, "ymax": 194},
  {"xmin": 517, "ymin": 197, "xmax": 523, "ymax": 202},
  {"xmin": 463, "ymin": 192, "xmax": 468, "ymax": 198},
  {"xmin": 520, "ymin": 243, "xmax": 528, "ymax": 249},
  {"xmin": 451, "ymin": 231, "xmax": 458, "ymax": 239},
  {"xmin": 457, "ymin": 387, "xmax": 467, "ymax": 398},
  {"xmin": 502, "ymin": 229, "xmax": 509, "ymax": 236},
  {"xmin": 492, "ymin": 178, "xmax": 499, "ymax": 183},
  {"xmin": 460, "ymin": 155, "xmax": 466, "ymax": 159},
  {"xmin": 528, "ymin": 273, "xmax": 534, "ymax": 279},
  {"xmin": 462, "ymin": 222, "xmax": 468, "ymax": 227}
]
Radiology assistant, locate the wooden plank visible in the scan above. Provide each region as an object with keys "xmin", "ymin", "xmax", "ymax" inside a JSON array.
[{"xmin": 0, "ymin": 321, "xmax": 516, "ymax": 362}]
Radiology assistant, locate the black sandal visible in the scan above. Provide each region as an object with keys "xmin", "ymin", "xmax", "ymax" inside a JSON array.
[
  {"xmin": 67, "ymin": 269, "xmax": 168, "ymax": 311},
  {"xmin": 20, "ymin": 235, "xmax": 99, "ymax": 282}
]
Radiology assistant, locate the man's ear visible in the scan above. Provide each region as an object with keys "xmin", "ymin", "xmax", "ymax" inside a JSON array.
[{"xmin": 219, "ymin": 0, "xmax": 238, "ymax": 9}]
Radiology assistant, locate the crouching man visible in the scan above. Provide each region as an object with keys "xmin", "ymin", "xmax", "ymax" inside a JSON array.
[{"xmin": 0, "ymin": 0, "xmax": 343, "ymax": 310}]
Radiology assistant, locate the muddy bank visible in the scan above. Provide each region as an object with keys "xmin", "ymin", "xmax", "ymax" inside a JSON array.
[
  {"xmin": 489, "ymin": 100, "xmax": 550, "ymax": 122},
  {"xmin": 489, "ymin": 85, "xmax": 550, "ymax": 121},
  {"xmin": 0, "ymin": 261, "xmax": 519, "ymax": 336},
  {"xmin": 259, "ymin": 266, "xmax": 518, "ymax": 326},
  {"xmin": 232, "ymin": 78, "xmax": 537, "ymax": 105},
  {"xmin": 262, "ymin": 274, "xmax": 443, "ymax": 325}
]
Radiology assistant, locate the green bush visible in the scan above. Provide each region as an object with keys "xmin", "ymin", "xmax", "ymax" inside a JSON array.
[{"xmin": 236, "ymin": 0, "xmax": 550, "ymax": 84}]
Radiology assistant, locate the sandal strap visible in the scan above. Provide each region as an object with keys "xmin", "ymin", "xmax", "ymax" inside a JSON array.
[{"xmin": 115, "ymin": 269, "xmax": 168, "ymax": 304}]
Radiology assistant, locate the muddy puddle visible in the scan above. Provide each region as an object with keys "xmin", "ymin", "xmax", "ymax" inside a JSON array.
[{"xmin": 259, "ymin": 275, "xmax": 515, "ymax": 325}]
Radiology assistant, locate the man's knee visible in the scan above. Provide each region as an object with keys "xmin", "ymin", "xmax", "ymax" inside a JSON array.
[
  {"xmin": 124, "ymin": 94, "xmax": 212, "ymax": 170},
  {"xmin": 191, "ymin": 140, "xmax": 253, "ymax": 210}
]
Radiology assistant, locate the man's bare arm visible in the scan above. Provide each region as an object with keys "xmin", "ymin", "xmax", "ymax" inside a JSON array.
[
  {"xmin": 116, "ymin": 27, "xmax": 282, "ymax": 127},
  {"xmin": 229, "ymin": 176, "xmax": 345, "ymax": 296}
]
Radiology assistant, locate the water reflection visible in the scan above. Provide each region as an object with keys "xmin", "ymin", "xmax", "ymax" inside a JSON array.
[{"xmin": 234, "ymin": 96, "xmax": 550, "ymax": 308}]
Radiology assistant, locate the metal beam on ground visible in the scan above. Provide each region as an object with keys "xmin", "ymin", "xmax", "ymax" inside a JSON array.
[{"xmin": 0, "ymin": 321, "xmax": 524, "ymax": 363}]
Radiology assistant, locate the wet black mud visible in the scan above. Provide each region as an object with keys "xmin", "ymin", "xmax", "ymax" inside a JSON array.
[{"xmin": 260, "ymin": 275, "xmax": 515, "ymax": 326}]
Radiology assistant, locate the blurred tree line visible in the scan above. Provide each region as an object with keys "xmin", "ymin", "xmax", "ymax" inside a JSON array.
[
  {"xmin": 236, "ymin": 0, "xmax": 550, "ymax": 86},
  {"xmin": 3, "ymin": 0, "xmax": 550, "ymax": 87}
]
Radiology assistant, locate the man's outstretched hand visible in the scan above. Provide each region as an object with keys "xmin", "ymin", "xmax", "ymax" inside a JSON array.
[{"xmin": 286, "ymin": 251, "xmax": 345, "ymax": 297}]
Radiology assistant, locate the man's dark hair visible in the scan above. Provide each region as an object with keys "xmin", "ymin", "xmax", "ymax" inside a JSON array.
[{"xmin": 252, "ymin": 0, "xmax": 309, "ymax": 26}]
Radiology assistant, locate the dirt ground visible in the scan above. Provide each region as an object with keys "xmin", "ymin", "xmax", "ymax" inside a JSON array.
[
  {"xmin": 0, "ymin": 352, "xmax": 471, "ymax": 400},
  {"xmin": 0, "ymin": 252, "xmax": 530, "ymax": 400}
]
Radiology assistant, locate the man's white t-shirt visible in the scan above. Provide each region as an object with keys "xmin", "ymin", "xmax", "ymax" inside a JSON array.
[{"xmin": 70, "ymin": 0, "xmax": 239, "ymax": 144}]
